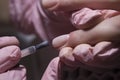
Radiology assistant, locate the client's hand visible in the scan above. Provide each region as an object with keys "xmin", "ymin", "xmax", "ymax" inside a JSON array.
[
  {"xmin": 52, "ymin": 8, "xmax": 120, "ymax": 48},
  {"xmin": 0, "ymin": 36, "xmax": 26, "ymax": 80}
]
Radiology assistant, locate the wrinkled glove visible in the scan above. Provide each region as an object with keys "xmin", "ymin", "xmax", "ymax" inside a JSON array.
[
  {"xmin": 41, "ymin": 41, "xmax": 120, "ymax": 80},
  {"xmin": 59, "ymin": 41, "xmax": 120, "ymax": 70},
  {"xmin": 9, "ymin": 0, "xmax": 75, "ymax": 40},
  {"xmin": 0, "ymin": 36, "xmax": 26, "ymax": 80},
  {"xmin": 41, "ymin": 57, "xmax": 59, "ymax": 80}
]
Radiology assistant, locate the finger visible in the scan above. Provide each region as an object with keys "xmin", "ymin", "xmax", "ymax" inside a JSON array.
[
  {"xmin": 64, "ymin": 30, "xmax": 94, "ymax": 47},
  {"xmin": 71, "ymin": 8, "xmax": 119, "ymax": 30},
  {"xmin": 93, "ymin": 41, "xmax": 112, "ymax": 56},
  {"xmin": 78, "ymin": 41, "xmax": 120, "ymax": 69},
  {"xmin": 0, "ymin": 46, "xmax": 21, "ymax": 73},
  {"xmin": 52, "ymin": 34, "xmax": 69, "ymax": 49},
  {"xmin": 42, "ymin": 0, "xmax": 120, "ymax": 11},
  {"xmin": 94, "ymin": 49, "xmax": 120, "ymax": 69},
  {"xmin": 100, "ymin": 9, "xmax": 120, "ymax": 19},
  {"xmin": 64, "ymin": 15, "xmax": 120, "ymax": 47},
  {"xmin": 73, "ymin": 44, "xmax": 93, "ymax": 63},
  {"xmin": 59, "ymin": 47, "xmax": 79, "ymax": 67},
  {"xmin": 72, "ymin": 44, "xmax": 99, "ymax": 71},
  {"xmin": 0, "ymin": 65, "xmax": 26, "ymax": 80},
  {"xmin": 41, "ymin": 57, "xmax": 59, "ymax": 80},
  {"xmin": 71, "ymin": 8, "xmax": 103, "ymax": 29},
  {"xmin": 52, "ymin": 29, "xmax": 93, "ymax": 48},
  {"xmin": 93, "ymin": 41, "xmax": 120, "ymax": 64},
  {"xmin": 0, "ymin": 36, "xmax": 19, "ymax": 48}
]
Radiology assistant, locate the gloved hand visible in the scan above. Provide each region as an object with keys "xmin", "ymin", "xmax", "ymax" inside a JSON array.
[
  {"xmin": 59, "ymin": 41, "xmax": 120, "ymax": 70},
  {"xmin": 41, "ymin": 57, "xmax": 59, "ymax": 80},
  {"xmin": 0, "ymin": 36, "xmax": 26, "ymax": 80},
  {"xmin": 41, "ymin": 41, "xmax": 120, "ymax": 80}
]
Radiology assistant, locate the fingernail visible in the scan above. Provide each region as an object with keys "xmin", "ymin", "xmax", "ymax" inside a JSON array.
[
  {"xmin": 52, "ymin": 34, "xmax": 69, "ymax": 48},
  {"xmin": 59, "ymin": 47, "xmax": 72, "ymax": 57}
]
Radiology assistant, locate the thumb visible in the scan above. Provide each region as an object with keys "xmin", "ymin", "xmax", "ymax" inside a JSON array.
[{"xmin": 41, "ymin": 57, "xmax": 60, "ymax": 80}]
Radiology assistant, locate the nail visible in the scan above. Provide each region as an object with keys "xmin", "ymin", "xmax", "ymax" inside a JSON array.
[{"xmin": 52, "ymin": 34, "xmax": 69, "ymax": 49}]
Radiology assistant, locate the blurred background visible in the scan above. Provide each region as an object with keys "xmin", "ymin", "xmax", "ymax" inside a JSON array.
[{"xmin": 0, "ymin": 0, "xmax": 58, "ymax": 80}]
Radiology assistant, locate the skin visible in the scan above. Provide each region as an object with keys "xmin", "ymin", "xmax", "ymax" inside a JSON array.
[
  {"xmin": 53, "ymin": 15, "xmax": 120, "ymax": 48},
  {"xmin": 42, "ymin": 0, "xmax": 120, "ymax": 11},
  {"xmin": 67, "ymin": 15, "xmax": 120, "ymax": 46}
]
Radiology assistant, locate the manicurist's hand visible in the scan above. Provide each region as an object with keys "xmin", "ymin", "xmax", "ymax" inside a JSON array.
[
  {"xmin": 43, "ymin": 41, "xmax": 120, "ymax": 80},
  {"xmin": 58, "ymin": 41, "xmax": 120, "ymax": 70},
  {"xmin": 0, "ymin": 36, "xmax": 26, "ymax": 80}
]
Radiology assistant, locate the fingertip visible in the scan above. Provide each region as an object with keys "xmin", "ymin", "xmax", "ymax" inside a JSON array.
[
  {"xmin": 59, "ymin": 47, "xmax": 77, "ymax": 67},
  {"xmin": 93, "ymin": 41, "xmax": 112, "ymax": 56},
  {"xmin": 71, "ymin": 8, "xmax": 103, "ymax": 29},
  {"xmin": 59, "ymin": 47, "xmax": 72, "ymax": 57},
  {"xmin": 65, "ymin": 30, "xmax": 86, "ymax": 47},
  {"xmin": 52, "ymin": 34, "xmax": 69, "ymax": 49},
  {"xmin": 0, "ymin": 46, "xmax": 21, "ymax": 73},
  {"xmin": 73, "ymin": 44, "xmax": 93, "ymax": 62},
  {"xmin": 0, "ymin": 45, "xmax": 21, "ymax": 60},
  {"xmin": 41, "ymin": 57, "xmax": 59, "ymax": 80},
  {"xmin": 73, "ymin": 44, "xmax": 91, "ymax": 55}
]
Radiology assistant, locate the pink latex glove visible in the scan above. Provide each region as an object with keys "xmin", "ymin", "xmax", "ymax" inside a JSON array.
[
  {"xmin": 0, "ymin": 36, "xmax": 26, "ymax": 80},
  {"xmin": 42, "ymin": 41, "xmax": 120, "ymax": 80},
  {"xmin": 71, "ymin": 8, "xmax": 120, "ymax": 29},
  {"xmin": 41, "ymin": 57, "xmax": 59, "ymax": 80},
  {"xmin": 50, "ymin": 42, "xmax": 120, "ymax": 80},
  {"xmin": 9, "ymin": 0, "xmax": 75, "ymax": 40},
  {"xmin": 59, "ymin": 41, "xmax": 120, "ymax": 72}
]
